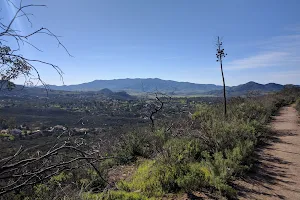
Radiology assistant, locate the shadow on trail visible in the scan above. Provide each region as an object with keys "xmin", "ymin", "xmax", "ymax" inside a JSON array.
[{"xmin": 233, "ymin": 130, "xmax": 297, "ymax": 199}]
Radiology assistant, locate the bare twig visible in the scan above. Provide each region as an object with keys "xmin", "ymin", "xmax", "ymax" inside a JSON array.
[{"xmin": 0, "ymin": 0, "xmax": 71, "ymax": 90}]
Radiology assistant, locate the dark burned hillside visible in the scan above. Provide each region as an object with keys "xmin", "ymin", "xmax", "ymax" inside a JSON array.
[{"xmin": 0, "ymin": 88, "xmax": 222, "ymax": 134}]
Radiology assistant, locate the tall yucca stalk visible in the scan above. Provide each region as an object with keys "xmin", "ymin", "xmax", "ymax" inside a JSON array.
[{"xmin": 216, "ymin": 36, "xmax": 227, "ymax": 118}]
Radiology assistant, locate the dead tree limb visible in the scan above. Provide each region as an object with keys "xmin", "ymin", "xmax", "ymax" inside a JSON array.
[
  {"xmin": 0, "ymin": 0, "xmax": 71, "ymax": 90},
  {"xmin": 148, "ymin": 91, "xmax": 172, "ymax": 131},
  {"xmin": 0, "ymin": 140, "xmax": 113, "ymax": 196}
]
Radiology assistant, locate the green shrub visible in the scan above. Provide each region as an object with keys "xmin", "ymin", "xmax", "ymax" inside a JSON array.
[
  {"xmin": 49, "ymin": 171, "xmax": 72, "ymax": 184},
  {"xmin": 161, "ymin": 138, "xmax": 205, "ymax": 163},
  {"xmin": 116, "ymin": 131, "xmax": 154, "ymax": 164},
  {"xmin": 82, "ymin": 190, "xmax": 150, "ymax": 200},
  {"xmin": 116, "ymin": 129, "xmax": 172, "ymax": 164},
  {"xmin": 176, "ymin": 162, "xmax": 207, "ymax": 191},
  {"xmin": 0, "ymin": 133, "xmax": 15, "ymax": 141},
  {"xmin": 118, "ymin": 160, "xmax": 169, "ymax": 196}
]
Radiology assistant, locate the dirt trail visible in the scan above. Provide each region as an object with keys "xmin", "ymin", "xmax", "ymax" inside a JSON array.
[{"xmin": 235, "ymin": 105, "xmax": 300, "ymax": 199}]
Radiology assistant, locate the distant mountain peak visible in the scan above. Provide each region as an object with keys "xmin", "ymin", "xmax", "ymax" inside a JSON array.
[
  {"xmin": 244, "ymin": 81, "xmax": 262, "ymax": 85},
  {"xmin": 99, "ymin": 88, "xmax": 113, "ymax": 95}
]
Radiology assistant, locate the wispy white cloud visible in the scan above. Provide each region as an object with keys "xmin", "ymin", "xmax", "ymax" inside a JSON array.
[
  {"xmin": 226, "ymin": 51, "xmax": 289, "ymax": 69},
  {"xmin": 226, "ymin": 33, "xmax": 300, "ymax": 70}
]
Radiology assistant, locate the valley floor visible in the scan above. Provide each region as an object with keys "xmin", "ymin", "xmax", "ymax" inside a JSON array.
[{"xmin": 235, "ymin": 105, "xmax": 300, "ymax": 199}]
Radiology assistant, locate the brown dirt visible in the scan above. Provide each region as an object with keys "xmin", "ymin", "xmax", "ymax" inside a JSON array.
[{"xmin": 235, "ymin": 105, "xmax": 300, "ymax": 200}]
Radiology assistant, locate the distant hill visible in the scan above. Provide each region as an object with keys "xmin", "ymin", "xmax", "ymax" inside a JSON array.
[
  {"xmin": 47, "ymin": 78, "xmax": 223, "ymax": 94},
  {"xmin": 231, "ymin": 81, "xmax": 283, "ymax": 92},
  {"xmin": 98, "ymin": 89, "xmax": 134, "ymax": 100},
  {"xmin": 205, "ymin": 81, "xmax": 285, "ymax": 96},
  {"xmin": 46, "ymin": 78, "xmax": 287, "ymax": 96},
  {"xmin": 0, "ymin": 86, "xmax": 135, "ymax": 100}
]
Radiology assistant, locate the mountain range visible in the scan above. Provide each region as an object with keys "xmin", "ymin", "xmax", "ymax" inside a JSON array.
[
  {"xmin": 47, "ymin": 78, "xmax": 222, "ymax": 94},
  {"xmin": 205, "ymin": 81, "xmax": 285, "ymax": 96},
  {"xmin": 45, "ymin": 78, "xmax": 287, "ymax": 96}
]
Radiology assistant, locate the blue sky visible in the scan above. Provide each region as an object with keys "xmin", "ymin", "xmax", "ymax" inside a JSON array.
[{"xmin": 2, "ymin": 0, "xmax": 300, "ymax": 86}]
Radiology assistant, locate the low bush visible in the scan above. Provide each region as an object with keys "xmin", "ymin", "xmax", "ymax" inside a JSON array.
[
  {"xmin": 82, "ymin": 190, "xmax": 150, "ymax": 200},
  {"xmin": 116, "ymin": 128, "xmax": 172, "ymax": 164},
  {"xmin": 117, "ymin": 159, "xmax": 185, "ymax": 197}
]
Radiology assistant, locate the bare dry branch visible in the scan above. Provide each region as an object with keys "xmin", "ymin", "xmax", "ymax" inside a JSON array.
[
  {"xmin": 0, "ymin": 140, "xmax": 114, "ymax": 196},
  {"xmin": 0, "ymin": 0, "xmax": 71, "ymax": 90}
]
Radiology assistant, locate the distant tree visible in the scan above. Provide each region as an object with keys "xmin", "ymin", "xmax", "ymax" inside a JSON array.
[
  {"xmin": 0, "ymin": 0, "xmax": 71, "ymax": 90},
  {"xmin": 216, "ymin": 36, "xmax": 227, "ymax": 117}
]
